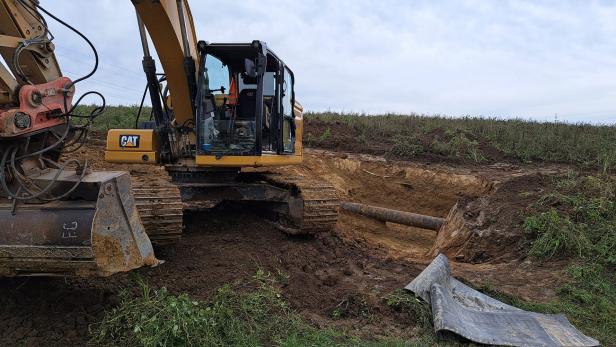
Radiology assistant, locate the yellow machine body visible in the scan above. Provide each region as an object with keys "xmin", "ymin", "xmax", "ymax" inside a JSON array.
[
  {"xmin": 105, "ymin": 129, "xmax": 159, "ymax": 164},
  {"xmin": 107, "ymin": 114, "xmax": 305, "ymax": 168}
]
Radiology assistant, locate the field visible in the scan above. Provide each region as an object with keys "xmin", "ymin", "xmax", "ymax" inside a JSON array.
[
  {"xmin": 80, "ymin": 106, "xmax": 616, "ymax": 172},
  {"xmin": 1, "ymin": 106, "xmax": 615, "ymax": 346},
  {"xmin": 305, "ymin": 112, "xmax": 616, "ymax": 172}
]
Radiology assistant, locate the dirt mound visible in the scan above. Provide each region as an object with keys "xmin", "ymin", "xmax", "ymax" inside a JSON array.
[
  {"xmin": 431, "ymin": 173, "xmax": 550, "ymax": 263},
  {"xmin": 305, "ymin": 119, "xmax": 391, "ymax": 155}
]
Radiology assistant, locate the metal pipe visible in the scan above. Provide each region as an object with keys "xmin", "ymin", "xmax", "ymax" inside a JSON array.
[
  {"xmin": 341, "ymin": 202, "xmax": 445, "ymax": 231},
  {"xmin": 136, "ymin": 13, "xmax": 151, "ymax": 58},
  {"xmin": 176, "ymin": 0, "xmax": 191, "ymax": 58}
]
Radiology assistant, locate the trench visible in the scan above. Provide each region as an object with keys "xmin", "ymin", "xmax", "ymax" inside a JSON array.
[{"xmin": 281, "ymin": 150, "xmax": 494, "ymax": 261}]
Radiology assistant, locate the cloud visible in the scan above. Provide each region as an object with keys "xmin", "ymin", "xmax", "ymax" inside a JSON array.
[{"xmin": 40, "ymin": 0, "xmax": 616, "ymax": 123}]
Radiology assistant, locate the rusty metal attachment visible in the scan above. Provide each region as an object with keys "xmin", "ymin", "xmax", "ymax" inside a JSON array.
[
  {"xmin": 341, "ymin": 202, "xmax": 444, "ymax": 231},
  {"xmin": 0, "ymin": 170, "xmax": 158, "ymax": 277}
]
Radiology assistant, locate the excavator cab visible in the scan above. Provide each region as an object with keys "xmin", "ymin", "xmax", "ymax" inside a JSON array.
[{"xmin": 195, "ymin": 41, "xmax": 299, "ymax": 160}]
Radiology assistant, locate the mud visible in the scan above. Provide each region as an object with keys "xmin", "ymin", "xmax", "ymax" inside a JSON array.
[
  {"xmin": 0, "ymin": 209, "xmax": 427, "ymax": 345},
  {"xmin": 0, "ymin": 137, "xmax": 573, "ymax": 345}
]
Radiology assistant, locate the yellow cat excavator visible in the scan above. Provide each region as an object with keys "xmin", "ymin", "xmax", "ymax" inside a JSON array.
[
  {"xmin": 0, "ymin": 0, "xmax": 338, "ymax": 276},
  {"xmin": 105, "ymin": 0, "xmax": 339, "ymax": 244}
]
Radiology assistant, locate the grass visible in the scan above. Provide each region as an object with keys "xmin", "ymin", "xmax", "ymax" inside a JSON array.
[
  {"xmin": 90, "ymin": 270, "xmax": 432, "ymax": 347},
  {"xmin": 304, "ymin": 112, "xmax": 616, "ymax": 171},
  {"xmin": 505, "ymin": 172, "xmax": 616, "ymax": 345},
  {"xmin": 72, "ymin": 104, "xmax": 149, "ymax": 131},
  {"xmin": 384, "ymin": 289, "xmax": 432, "ymax": 330},
  {"xmin": 90, "ymin": 270, "xmax": 339, "ymax": 346},
  {"xmin": 523, "ymin": 173, "xmax": 616, "ymax": 262},
  {"xmin": 77, "ymin": 105, "xmax": 616, "ymax": 171}
]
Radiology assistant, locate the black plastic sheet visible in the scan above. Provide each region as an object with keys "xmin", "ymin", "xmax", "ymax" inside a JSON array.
[{"xmin": 405, "ymin": 255, "xmax": 600, "ymax": 347}]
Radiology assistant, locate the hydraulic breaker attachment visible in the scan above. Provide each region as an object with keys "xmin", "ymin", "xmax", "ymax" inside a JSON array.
[{"xmin": 0, "ymin": 170, "xmax": 159, "ymax": 277}]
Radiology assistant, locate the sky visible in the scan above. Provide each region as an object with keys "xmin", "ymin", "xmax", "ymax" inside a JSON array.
[{"xmin": 29, "ymin": 0, "xmax": 616, "ymax": 124}]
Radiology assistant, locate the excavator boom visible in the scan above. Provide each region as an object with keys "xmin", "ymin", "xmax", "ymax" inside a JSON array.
[{"xmin": 133, "ymin": 0, "xmax": 199, "ymax": 126}]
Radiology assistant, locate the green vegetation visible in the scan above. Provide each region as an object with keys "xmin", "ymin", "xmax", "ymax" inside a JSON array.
[
  {"xmin": 524, "ymin": 173, "xmax": 616, "ymax": 262},
  {"xmin": 91, "ymin": 270, "xmax": 337, "ymax": 346},
  {"xmin": 90, "ymin": 270, "xmax": 428, "ymax": 347},
  {"xmin": 511, "ymin": 173, "xmax": 616, "ymax": 345},
  {"xmin": 305, "ymin": 112, "xmax": 616, "ymax": 171},
  {"xmin": 319, "ymin": 126, "xmax": 332, "ymax": 142},
  {"xmin": 73, "ymin": 104, "xmax": 149, "ymax": 131},
  {"xmin": 80, "ymin": 106, "xmax": 616, "ymax": 171},
  {"xmin": 385, "ymin": 289, "xmax": 432, "ymax": 330}
]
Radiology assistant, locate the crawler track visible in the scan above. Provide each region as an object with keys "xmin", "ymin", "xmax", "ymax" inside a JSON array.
[
  {"xmin": 131, "ymin": 177, "xmax": 183, "ymax": 245},
  {"xmin": 261, "ymin": 174, "xmax": 340, "ymax": 235}
]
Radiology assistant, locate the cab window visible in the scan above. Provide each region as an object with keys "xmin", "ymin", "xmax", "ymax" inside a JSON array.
[
  {"xmin": 205, "ymin": 54, "xmax": 229, "ymax": 94},
  {"xmin": 239, "ymin": 72, "xmax": 276, "ymax": 96}
]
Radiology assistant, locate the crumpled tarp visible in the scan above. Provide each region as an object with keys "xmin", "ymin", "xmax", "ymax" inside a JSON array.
[{"xmin": 405, "ymin": 254, "xmax": 600, "ymax": 347}]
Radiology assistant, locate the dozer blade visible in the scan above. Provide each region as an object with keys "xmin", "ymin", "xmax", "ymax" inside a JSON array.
[{"xmin": 0, "ymin": 170, "xmax": 158, "ymax": 277}]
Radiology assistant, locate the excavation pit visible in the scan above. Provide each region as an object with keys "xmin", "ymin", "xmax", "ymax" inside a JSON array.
[
  {"xmin": 0, "ymin": 141, "xmax": 572, "ymax": 344},
  {"xmin": 278, "ymin": 149, "xmax": 494, "ymax": 261}
]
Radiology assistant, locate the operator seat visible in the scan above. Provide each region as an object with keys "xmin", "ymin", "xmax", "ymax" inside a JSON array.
[{"xmin": 237, "ymin": 89, "xmax": 256, "ymax": 120}]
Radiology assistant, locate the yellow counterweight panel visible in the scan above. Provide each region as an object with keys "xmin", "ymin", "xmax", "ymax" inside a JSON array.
[
  {"xmin": 195, "ymin": 154, "xmax": 302, "ymax": 168},
  {"xmin": 105, "ymin": 129, "xmax": 159, "ymax": 164}
]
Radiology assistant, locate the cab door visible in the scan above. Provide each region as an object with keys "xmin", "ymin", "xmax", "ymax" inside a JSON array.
[{"xmin": 281, "ymin": 67, "xmax": 295, "ymax": 154}]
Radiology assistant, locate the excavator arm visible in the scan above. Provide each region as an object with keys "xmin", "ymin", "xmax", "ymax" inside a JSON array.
[
  {"xmin": 0, "ymin": 0, "xmax": 157, "ymax": 277},
  {"xmin": 111, "ymin": 0, "xmax": 201, "ymax": 163},
  {"xmin": 133, "ymin": 0, "xmax": 198, "ymax": 126},
  {"xmin": 0, "ymin": 0, "xmax": 62, "ymax": 93},
  {"xmin": 0, "ymin": 61, "xmax": 17, "ymax": 105}
]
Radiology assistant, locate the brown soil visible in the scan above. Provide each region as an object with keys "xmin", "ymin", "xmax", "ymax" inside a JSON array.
[
  {"xmin": 445, "ymin": 173, "xmax": 550, "ymax": 263},
  {"xmin": 305, "ymin": 119, "xmax": 391, "ymax": 155},
  {"xmin": 0, "ymin": 137, "xmax": 573, "ymax": 346},
  {"xmin": 0, "ymin": 209, "xmax": 429, "ymax": 346}
]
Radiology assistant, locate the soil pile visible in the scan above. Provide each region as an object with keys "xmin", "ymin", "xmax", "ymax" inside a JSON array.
[{"xmin": 432, "ymin": 173, "xmax": 551, "ymax": 263}]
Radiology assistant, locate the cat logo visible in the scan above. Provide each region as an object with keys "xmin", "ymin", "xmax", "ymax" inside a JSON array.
[{"xmin": 119, "ymin": 135, "xmax": 140, "ymax": 148}]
